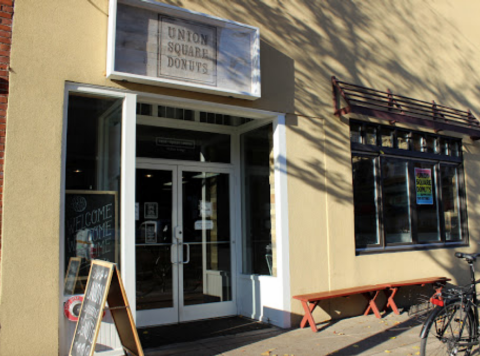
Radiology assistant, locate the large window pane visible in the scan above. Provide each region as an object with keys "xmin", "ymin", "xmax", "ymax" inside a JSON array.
[
  {"xmin": 383, "ymin": 158, "xmax": 411, "ymax": 244},
  {"xmin": 64, "ymin": 94, "xmax": 122, "ymax": 295},
  {"xmin": 352, "ymin": 156, "xmax": 379, "ymax": 247},
  {"xmin": 414, "ymin": 163, "xmax": 440, "ymax": 242},
  {"xmin": 441, "ymin": 165, "xmax": 461, "ymax": 241},
  {"xmin": 241, "ymin": 124, "xmax": 275, "ymax": 275}
]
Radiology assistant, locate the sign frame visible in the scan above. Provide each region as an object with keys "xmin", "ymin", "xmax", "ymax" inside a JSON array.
[{"xmin": 107, "ymin": 0, "xmax": 261, "ymax": 100}]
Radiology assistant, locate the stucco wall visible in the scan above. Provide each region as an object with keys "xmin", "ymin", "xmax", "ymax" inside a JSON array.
[{"xmin": 1, "ymin": 0, "xmax": 480, "ymax": 354}]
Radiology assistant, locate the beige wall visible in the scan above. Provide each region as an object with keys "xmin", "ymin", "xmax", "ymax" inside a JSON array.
[{"xmin": 1, "ymin": 0, "xmax": 480, "ymax": 354}]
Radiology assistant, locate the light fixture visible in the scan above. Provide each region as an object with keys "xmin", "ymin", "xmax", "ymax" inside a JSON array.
[
  {"xmin": 74, "ymin": 169, "xmax": 82, "ymax": 173},
  {"xmin": 145, "ymin": 174, "xmax": 153, "ymax": 178}
]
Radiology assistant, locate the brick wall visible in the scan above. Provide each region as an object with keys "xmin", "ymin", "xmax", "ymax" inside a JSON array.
[{"xmin": 0, "ymin": 0, "xmax": 13, "ymax": 264}]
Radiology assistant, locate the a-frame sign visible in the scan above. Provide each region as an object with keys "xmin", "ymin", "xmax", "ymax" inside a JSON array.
[{"xmin": 69, "ymin": 260, "xmax": 144, "ymax": 356}]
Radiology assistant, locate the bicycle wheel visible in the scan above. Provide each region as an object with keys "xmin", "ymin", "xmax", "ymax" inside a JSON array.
[{"xmin": 420, "ymin": 301, "xmax": 475, "ymax": 355}]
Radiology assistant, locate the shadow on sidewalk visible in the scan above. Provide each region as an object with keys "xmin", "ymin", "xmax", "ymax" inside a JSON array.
[
  {"xmin": 140, "ymin": 316, "xmax": 286, "ymax": 352},
  {"xmin": 325, "ymin": 316, "xmax": 423, "ymax": 355}
]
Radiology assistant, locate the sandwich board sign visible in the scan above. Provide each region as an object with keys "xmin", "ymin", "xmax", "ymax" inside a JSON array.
[
  {"xmin": 64, "ymin": 257, "xmax": 82, "ymax": 295},
  {"xmin": 69, "ymin": 260, "xmax": 144, "ymax": 356}
]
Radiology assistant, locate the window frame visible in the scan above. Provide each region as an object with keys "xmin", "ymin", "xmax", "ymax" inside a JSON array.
[{"xmin": 351, "ymin": 120, "xmax": 469, "ymax": 254}]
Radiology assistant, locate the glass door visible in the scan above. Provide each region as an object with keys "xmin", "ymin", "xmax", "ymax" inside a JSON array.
[
  {"xmin": 135, "ymin": 161, "xmax": 235, "ymax": 326},
  {"xmin": 178, "ymin": 168, "xmax": 235, "ymax": 322},
  {"xmin": 135, "ymin": 166, "xmax": 179, "ymax": 326}
]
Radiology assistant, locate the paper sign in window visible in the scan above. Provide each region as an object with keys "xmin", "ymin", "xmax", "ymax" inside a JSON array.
[{"xmin": 415, "ymin": 168, "xmax": 433, "ymax": 205}]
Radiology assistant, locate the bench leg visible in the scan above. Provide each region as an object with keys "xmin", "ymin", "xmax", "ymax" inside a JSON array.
[
  {"xmin": 384, "ymin": 287, "xmax": 400, "ymax": 315},
  {"xmin": 300, "ymin": 301, "xmax": 319, "ymax": 332},
  {"xmin": 362, "ymin": 291, "xmax": 382, "ymax": 318}
]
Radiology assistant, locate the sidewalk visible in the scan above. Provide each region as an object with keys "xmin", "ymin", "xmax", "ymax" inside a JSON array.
[{"xmin": 144, "ymin": 312, "xmax": 430, "ymax": 356}]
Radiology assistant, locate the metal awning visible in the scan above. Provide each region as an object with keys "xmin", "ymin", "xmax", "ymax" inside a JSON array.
[{"xmin": 332, "ymin": 76, "xmax": 480, "ymax": 140}]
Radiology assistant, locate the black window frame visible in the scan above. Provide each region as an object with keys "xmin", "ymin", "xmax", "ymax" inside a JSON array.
[{"xmin": 351, "ymin": 120, "xmax": 469, "ymax": 254}]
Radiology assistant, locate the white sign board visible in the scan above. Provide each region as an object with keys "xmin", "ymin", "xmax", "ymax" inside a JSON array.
[
  {"xmin": 107, "ymin": 0, "xmax": 261, "ymax": 100},
  {"xmin": 195, "ymin": 220, "xmax": 214, "ymax": 230}
]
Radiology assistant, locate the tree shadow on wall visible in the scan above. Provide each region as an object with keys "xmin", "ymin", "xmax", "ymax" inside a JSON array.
[{"xmin": 153, "ymin": 0, "xmax": 480, "ymax": 275}]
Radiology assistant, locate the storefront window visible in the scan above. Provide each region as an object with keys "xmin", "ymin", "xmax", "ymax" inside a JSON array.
[
  {"xmin": 63, "ymin": 94, "xmax": 122, "ymax": 295},
  {"xmin": 241, "ymin": 124, "xmax": 275, "ymax": 275},
  {"xmin": 441, "ymin": 165, "xmax": 461, "ymax": 241},
  {"xmin": 352, "ymin": 156, "xmax": 379, "ymax": 247},
  {"xmin": 383, "ymin": 158, "xmax": 411, "ymax": 244},
  {"xmin": 414, "ymin": 162, "xmax": 440, "ymax": 243},
  {"xmin": 351, "ymin": 121, "xmax": 468, "ymax": 252}
]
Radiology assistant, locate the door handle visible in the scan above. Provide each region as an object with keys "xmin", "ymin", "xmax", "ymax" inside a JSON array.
[{"xmin": 181, "ymin": 243, "xmax": 190, "ymax": 264}]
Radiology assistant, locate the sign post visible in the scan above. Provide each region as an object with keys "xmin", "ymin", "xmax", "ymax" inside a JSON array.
[{"xmin": 69, "ymin": 260, "xmax": 144, "ymax": 356}]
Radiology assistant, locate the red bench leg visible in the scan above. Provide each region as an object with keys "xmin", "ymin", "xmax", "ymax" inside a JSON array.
[
  {"xmin": 362, "ymin": 291, "xmax": 382, "ymax": 318},
  {"xmin": 384, "ymin": 287, "xmax": 400, "ymax": 315},
  {"xmin": 300, "ymin": 301, "xmax": 319, "ymax": 332}
]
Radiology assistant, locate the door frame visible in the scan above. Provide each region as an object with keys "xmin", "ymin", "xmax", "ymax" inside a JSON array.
[
  {"xmin": 62, "ymin": 82, "xmax": 291, "ymax": 334},
  {"xmin": 135, "ymin": 158, "xmax": 237, "ymax": 326}
]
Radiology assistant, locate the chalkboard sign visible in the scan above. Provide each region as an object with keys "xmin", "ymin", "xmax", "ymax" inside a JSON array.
[
  {"xmin": 70, "ymin": 261, "xmax": 112, "ymax": 356},
  {"xmin": 64, "ymin": 190, "xmax": 119, "ymax": 287},
  {"xmin": 64, "ymin": 257, "xmax": 82, "ymax": 295},
  {"xmin": 69, "ymin": 260, "xmax": 144, "ymax": 356}
]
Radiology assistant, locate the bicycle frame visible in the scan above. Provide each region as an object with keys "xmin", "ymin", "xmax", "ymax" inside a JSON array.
[{"xmin": 420, "ymin": 252, "xmax": 480, "ymax": 346}]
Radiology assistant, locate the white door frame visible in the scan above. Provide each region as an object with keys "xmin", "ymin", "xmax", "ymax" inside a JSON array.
[{"xmin": 135, "ymin": 158, "xmax": 237, "ymax": 326}]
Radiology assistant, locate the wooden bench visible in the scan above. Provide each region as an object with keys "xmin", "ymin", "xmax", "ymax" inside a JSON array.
[{"xmin": 293, "ymin": 277, "xmax": 450, "ymax": 332}]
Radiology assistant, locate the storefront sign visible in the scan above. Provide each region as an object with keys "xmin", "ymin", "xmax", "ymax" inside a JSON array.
[
  {"xmin": 156, "ymin": 137, "xmax": 195, "ymax": 151},
  {"xmin": 107, "ymin": 0, "xmax": 260, "ymax": 99},
  {"xmin": 159, "ymin": 17, "xmax": 217, "ymax": 85},
  {"xmin": 415, "ymin": 168, "xmax": 433, "ymax": 205}
]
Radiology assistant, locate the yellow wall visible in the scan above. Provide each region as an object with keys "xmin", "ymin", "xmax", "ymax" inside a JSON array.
[{"xmin": 1, "ymin": 0, "xmax": 480, "ymax": 354}]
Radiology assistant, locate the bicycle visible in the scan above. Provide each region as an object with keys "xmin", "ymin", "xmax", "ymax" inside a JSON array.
[{"xmin": 420, "ymin": 252, "xmax": 480, "ymax": 355}]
